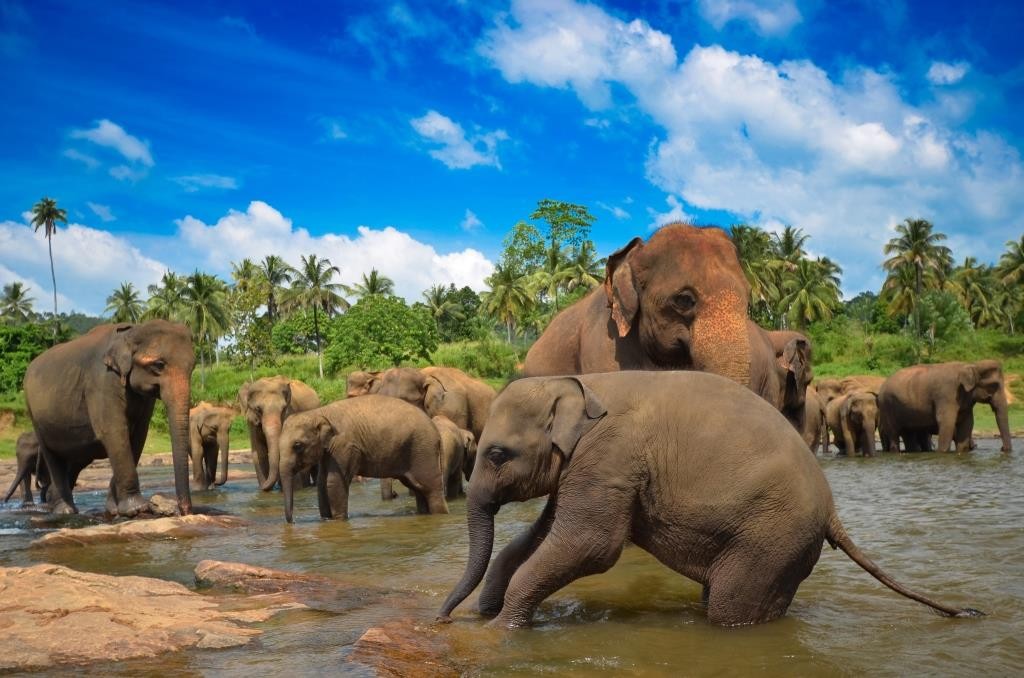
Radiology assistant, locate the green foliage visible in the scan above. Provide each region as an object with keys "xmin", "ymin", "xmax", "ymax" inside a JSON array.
[
  {"xmin": 499, "ymin": 221, "xmax": 545, "ymax": 275},
  {"xmin": 271, "ymin": 309, "xmax": 318, "ymax": 355},
  {"xmin": 0, "ymin": 323, "xmax": 70, "ymax": 393},
  {"xmin": 430, "ymin": 337, "xmax": 521, "ymax": 379},
  {"xmin": 225, "ymin": 286, "xmax": 275, "ymax": 374},
  {"xmin": 324, "ymin": 295, "xmax": 439, "ymax": 372},
  {"xmin": 917, "ymin": 291, "xmax": 973, "ymax": 349}
]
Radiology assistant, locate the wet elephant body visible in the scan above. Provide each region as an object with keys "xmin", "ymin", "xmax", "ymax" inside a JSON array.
[
  {"xmin": 878, "ymin": 361, "xmax": 1012, "ymax": 453},
  {"xmin": 188, "ymin": 402, "xmax": 236, "ymax": 490},
  {"xmin": 22, "ymin": 321, "xmax": 195, "ymax": 517},
  {"xmin": 239, "ymin": 377, "xmax": 320, "ymax": 491},
  {"xmin": 439, "ymin": 371, "xmax": 981, "ymax": 628}
]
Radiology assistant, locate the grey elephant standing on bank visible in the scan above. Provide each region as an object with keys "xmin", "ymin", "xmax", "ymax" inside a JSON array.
[
  {"xmin": 878, "ymin": 360, "xmax": 1012, "ymax": 453},
  {"xmin": 438, "ymin": 372, "xmax": 982, "ymax": 628},
  {"xmin": 23, "ymin": 321, "xmax": 195, "ymax": 516},
  {"xmin": 3, "ymin": 431, "xmax": 49, "ymax": 506},
  {"xmin": 277, "ymin": 395, "xmax": 448, "ymax": 522},
  {"xmin": 239, "ymin": 376, "xmax": 320, "ymax": 491},
  {"xmin": 433, "ymin": 415, "xmax": 476, "ymax": 500},
  {"xmin": 188, "ymin": 402, "xmax": 236, "ymax": 490}
]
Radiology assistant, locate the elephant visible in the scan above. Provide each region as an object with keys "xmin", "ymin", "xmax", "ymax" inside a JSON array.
[
  {"xmin": 239, "ymin": 376, "xmax": 320, "ymax": 491},
  {"xmin": 838, "ymin": 391, "xmax": 879, "ymax": 457},
  {"xmin": 802, "ymin": 386, "xmax": 826, "ymax": 454},
  {"xmin": 277, "ymin": 395, "xmax": 449, "ymax": 522},
  {"xmin": 346, "ymin": 370, "xmax": 381, "ymax": 398},
  {"xmin": 816, "ymin": 378, "xmax": 843, "ymax": 404},
  {"xmin": 23, "ymin": 321, "xmax": 195, "ymax": 517},
  {"xmin": 437, "ymin": 371, "xmax": 981, "ymax": 628},
  {"xmin": 522, "ymin": 224, "xmax": 811, "ymax": 430},
  {"xmin": 878, "ymin": 360, "xmax": 1012, "ymax": 454},
  {"xmin": 433, "ymin": 415, "xmax": 477, "ymax": 500},
  {"xmin": 188, "ymin": 402, "xmax": 235, "ymax": 490},
  {"xmin": 3, "ymin": 431, "xmax": 49, "ymax": 505},
  {"xmin": 816, "ymin": 375, "xmax": 884, "ymax": 405}
]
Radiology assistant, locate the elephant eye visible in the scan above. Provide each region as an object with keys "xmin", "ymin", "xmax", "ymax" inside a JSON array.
[
  {"xmin": 149, "ymin": 359, "xmax": 167, "ymax": 373},
  {"xmin": 292, "ymin": 441, "xmax": 304, "ymax": 451},
  {"xmin": 485, "ymin": 446, "xmax": 514, "ymax": 467},
  {"xmin": 672, "ymin": 290, "xmax": 696, "ymax": 313}
]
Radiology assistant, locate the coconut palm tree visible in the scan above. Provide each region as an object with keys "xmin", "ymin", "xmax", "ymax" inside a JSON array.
[
  {"xmin": 564, "ymin": 241, "xmax": 605, "ymax": 292},
  {"xmin": 282, "ymin": 254, "xmax": 345, "ymax": 378},
  {"xmin": 180, "ymin": 272, "xmax": 230, "ymax": 388},
  {"xmin": 778, "ymin": 259, "xmax": 840, "ymax": 329},
  {"xmin": 30, "ymin": 197, "xmax": 67, "ymax": 339},
  {"xmin": 231, "ymin": 258, "xmax": 261, "ymax": 294},
  {"xmin": 347, "ymin": 269, "xmax": 395, "ymax": 299},
  {"xmin": 882, "ymin": 218, "xmax": 952, "ymax": 335},
  {"xmin": 998, "ymin": 234, "xmax": 1024, "ymax": 286},
  {"xmin": 145, "ymin": 271, "xmax": 186, "ymax": 321},
  {"xmin": 731, "ymin": 224, "xmax": 780, "ymax": 318},
  {"xmin": 881, "ymin": 265, "xmax": 918, "ymax": 327},
  {"xmin": 771, "ymin": 226, "xmax": 810, "ymax": 265},
  {"xmin": 104, "ymin": 282, "xmax": 144, "ymax": 323},
  {"xmin": 258, "ymin": 255, "xmax": 292, "ymax": 323},
  {"xmin": 530, "ymin": 244, "xmax": 574, "ymax": 311},
  {"xmin": 422, "ymin": 284, "xmax": 464, "ymax": 333},
  {"xmin": 482, "ymin": 263, "xmax": 534, "ymax": 342},
  {"xmin": 1, "ymin": 282, "xmax": 35, "ymax": 324}
]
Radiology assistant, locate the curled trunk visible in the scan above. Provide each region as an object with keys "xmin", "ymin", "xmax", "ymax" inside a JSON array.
[
  {"xmin": 259, "ymin": 416, "xmax": 283, "ymax": 492},
  {"xmin": 438, "ymin": 495, "xmax": 496, "ymax": 619},
  {"xmin": 163, "ymin": 383, "xmax": 193, "ymax": 516}
]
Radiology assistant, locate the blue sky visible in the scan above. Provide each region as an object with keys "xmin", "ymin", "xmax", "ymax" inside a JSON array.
[{"xmin": 1, "ymin": 0, "xmax": 1022, "ymax": 314}]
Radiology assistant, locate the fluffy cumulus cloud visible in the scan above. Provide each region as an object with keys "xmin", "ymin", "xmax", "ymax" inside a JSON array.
[
  {"xmin": 0, "ymin": 217, "xmax": 168, "ymax": 315},
  {"xmin": 177, "ymin": 201, "xmax": 494, "ymax": 300},
  {"xmin": 410, "ymin": 110, "xmax": 508, "ymax": 169},
  {"xmin": 70, "ymin": 119, "xmax": 154, "ymax": 166},
  {"xmin": 696, "ymin": 0, "xmax": 802, "ymax": 36},
  {"xmin": 481, "ymin": 0, "xmax": 1024, "ymax": 292},
  {"xmin": 172, "ymin": 174, "xmax": 239, "ymax": 192},
  {"xmin": 927, "ymin": 60, "xmax": 969, "ymax": 86}
]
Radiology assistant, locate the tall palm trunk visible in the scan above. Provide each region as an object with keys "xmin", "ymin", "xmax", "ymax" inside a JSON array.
[{"xmin": 47, "ymin": 235, "xmax": 57, "ymax": 341}]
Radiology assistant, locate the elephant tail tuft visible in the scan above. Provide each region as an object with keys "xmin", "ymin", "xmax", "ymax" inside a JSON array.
[{"xmin": 826, "ymin": 513, "xmax": 985, "ymax": 618}]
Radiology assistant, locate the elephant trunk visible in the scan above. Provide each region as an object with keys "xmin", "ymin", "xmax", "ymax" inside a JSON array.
[
  {"xmin": 991, "ymin": 390, "xmax": 1013, "ymax": 453},
  {"xmin": 163, "ymin": 376, "xmax": 193, "ymax": 516},
  {"xmin": 862, "ymin": 413, "xmax": 878, "ymax": 456},
  {"xmin": 438, "ymin": 492, "xmax": 497, "ymax": 620},
  {"xmin": 216, "ymin": 430, "xmax": 230, "ymax": 486},
  {"xmin": 281, "ymin": 457, "xmax": 295, "ymax": 523},
  {"xmin": 259, "ymin": 415, "xmax": 284, "ymax": 491},
  {"xmin": 690, "ymin": 293, "xmax": 751, "ymax": 388}
]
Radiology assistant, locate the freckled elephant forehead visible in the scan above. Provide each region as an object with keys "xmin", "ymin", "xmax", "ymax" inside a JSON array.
[{"xmin": 639, "ymin": 224, "xmax": 748, "ymax": 297}]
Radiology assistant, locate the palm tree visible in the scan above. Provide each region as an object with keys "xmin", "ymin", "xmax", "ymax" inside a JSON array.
[
  {"xmin": 564, "ymin": 241, "xmax": 605, "ymax": 292},
  {"xmin": 482, "ymin": 263, "xmax": 534, "ymax": 342},
  {"xmin": 282, "ymin": 254, "xmax": 345, "ymax": 378},
  {"xmin": 998, "ymin": 235, "xmax": 1024, "ymax": 286},
  {"xmin": 231, "ymin": 258, "xmax": 261, "ymax": 294},
  {"xmin": 771, "ymin": 226, "xmax": 810, "ymax": 265},
  {"xmin": 1, "ymin": 282, "xmax": 35, "ymax": 323},
  {"xmin": 731, "ymin": 224, "xmax": 780, "ymax": 320},
  {"xmin": 882, "ymin": 218, "xmax": 952, "ymax": 335},
  {"xmin": 30, "ymin": 197, "xmax": 67, "ymax": 339},
  {"xmin": 258, "ymin": 255, "xmax": 293, "ymax": 323},
  {"xmin": 422, "ymin": 284, "xmax": 464, "ymax": 332},
  {"xmin": 104, "ymin": 282, "xmax": 144, "ymax": 323},
  {"xmin": 181, "ymin": 272, "xmax": 230, "ymax": 388},
  {"xmin": 881, "ymin": 265, "xmax": 917, "ymax": 326},
  {"xmin": 950, "ymin": 257, "xmax": 998, "ymax": 328},
  {"xmin": 145, "ymin": 271, "xmax": 186, "ymax": 321},
  {"xmin": 347, "ymin": 269, "xmax": 395, "ymax": 299},
  {"xmin": 530, "ymin": 244, "xmax": 574, "ymax": 311},
  {"xmin": 778, "ymin": 259, "xmax": 840, "ymax": 329}
]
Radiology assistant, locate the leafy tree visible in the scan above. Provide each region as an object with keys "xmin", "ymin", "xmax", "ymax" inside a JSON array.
[
  {"xmin": 1, "ymin": 282, "xmax": 35, "ymax": 324},
  {"xmin": 226, "ymin": 284, "xmax": 274, "ymax": 378},
  {"xmin": 564, "ymin": 240, "xmax": 605, "ymax": 293},
  {"xmin": 0, "ymin": 323, "xmax": 70, "ymax": 393},
  {"xmin": 778, "ymin": 259, "xmax": 840, "ymax": 329},
  {"xmin": 771, "ymin": 225, "xmax": 810, "ymax": 265},
  {"xmin": 347, "ymin": 269, "xmax": 395, "ymax": 299},
  {"xmin": 104, "ymin": 282, "xmax": 144, "ymax": 323},
  {"xmin": 917, "ymin": 290, "xmax": 973, "ymax": 355},
  {"xmin": 482, "ymin": 263, "xmax": 534, "ymax": 342},
  {"xmin": 325, "ymin": 295, "xmax": 438, "ymax": 371},
  {"xmin": 270, "ymin": 309, "xmax": 319, "ymax": 355},
  {"xmin": 282, "ymin": 254, "xmax": 346, "ymax": 378},
  {"xmin": 530, "ymin": 199, "xmax": 595, "ymax": 252},
  {"xmin": 730, "ymin": 224, "xmax": 780, "ymax": 326},
  {"xmin": 145, "ymin": 271, "xmax": 186, "ymax": 321},
  {"xmin": 258, "ymin": 255, "xmax": 293, "ymax": 323},
  {"xmin": 30, "ymin": 196, "xmax": 67, "ymax": 340},
  {"xmin": 498, "ymin": 221, "xmax": 545, "ymax": 275},
  {"xmin": 950, "ymin": 257, "xmax": 1002, "ymax": 329},
  {"xmin": 998, "ymin": 234, "xmax": 1024, "ymax": 286},
  {"xmin": 181, "ymin": 271, "xmax": 230, "ymax": 387},
  {"xmin": 422, "ymin": 284, "xmax": 465, "ymax": 335},
  {"xmin": 882, "ymin": 218, "xmax": 952, "ymax": 336},
  {"xmin": 231, "ymin": 258, "xmax": 261, "ymax": 295}
]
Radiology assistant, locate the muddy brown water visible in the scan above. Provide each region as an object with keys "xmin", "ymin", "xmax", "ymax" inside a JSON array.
[{"xmin": 2, "ymin": 439, "xmax": 1022, "ymax": 676}]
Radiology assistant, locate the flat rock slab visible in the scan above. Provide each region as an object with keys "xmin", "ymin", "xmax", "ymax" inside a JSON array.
[
  {"xmin": 31, "ymin": 514, "xmax": 247, "ymax": 547},
  {"xmin": 0, "ymin": 563, "xmax": 285, "ymax": 671},
  {"xmin": 349, "ymin": 619, "xmax": 461, "ymax": 677},
  {"xmin": 194, "ymin": 559, "xmax": 400, "ymax": 614}
]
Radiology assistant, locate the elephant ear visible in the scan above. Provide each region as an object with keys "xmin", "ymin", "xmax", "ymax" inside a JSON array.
[
  {"xmin": 103, "ymin": 325, "xmax": 136, "ymax": 387},
  {"xmin": 958, "ymin": 365, "xmax": 979, "ymax": 393},
  {"xmin": 604, "ymin": 237, "xmax": 643, "ymax": 338},
  {"xmin": 547, "ymin": 377, "xmax": 608, "ymax": 458},
  {"xmin": 238, "ymin": 383, "xmax": 252, "ymax": 412},
  {"xmin": 282, "ymin": 381, "xmax": 293, "ymax": 407},
  {"xmin": 779, "ymin": 337, "xmax": 812, "ymax": 410},
  {"xmin": 424, "ymin": 376, "xmax": 447, "ymax": 414}
]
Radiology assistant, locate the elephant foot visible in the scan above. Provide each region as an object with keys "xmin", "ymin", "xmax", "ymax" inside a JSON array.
[
  {"xmin": 113, "ymin": 493, "xmax": 151, "ymax": 518},
  {"xmin": 50, "ymin": 498, "xmax": 78, "ymax": 515}
]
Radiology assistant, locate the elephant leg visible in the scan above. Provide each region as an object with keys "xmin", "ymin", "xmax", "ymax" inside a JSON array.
[
  {"xmin": 935, "ymin": 406, "xmax": 958, "ymax": 453},
  {"xmin": 478, "ymin": 494, "xmax": 557, "ymax": 617},
  {"xmin": 954, "ymin": 410, "xmax": 974, "ymax": 454},
  {"xmin": 380, "ymin": 478, "xmax": 397, "ymax": 501},
  {"xmin": 401, "ymin": 471, "xmax": 448, "ymax": 515},
  {"xmin": 203, "ymin": 440, "xmax": 219, "ymax": 489},
  {"xmin": 40, "ymin": 443, "xmax": 76, "ymax": 514},
  {"xmin": 318, "ymin": 454, "xmax": 349, "ymax": 520}
]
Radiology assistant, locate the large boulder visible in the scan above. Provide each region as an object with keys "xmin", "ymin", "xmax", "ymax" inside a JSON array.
[
  {"xmin": 31, "ymin": 513, "xmax": 246, "ymax": 547},
  {"xmin": 0, "ymin": 563, "xmax": 292, "ymax": 671},
  {"xmin": 349, "ymin": 620, "xmax": 461, "ymax": 677}
]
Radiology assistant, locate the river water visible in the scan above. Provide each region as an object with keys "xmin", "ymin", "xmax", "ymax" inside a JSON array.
[{"xmin": 2, "ymin": 439, "xmax": 1022, "ymax": 676}]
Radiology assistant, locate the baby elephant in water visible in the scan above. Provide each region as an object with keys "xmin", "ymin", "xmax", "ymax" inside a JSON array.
[
  {"xmin": 278, "ymin": 395, "xmax": 449, "ymax": 523},
  {"xmin": 438, "ymin": 371, "xmax": 982, "ymax": 628}
]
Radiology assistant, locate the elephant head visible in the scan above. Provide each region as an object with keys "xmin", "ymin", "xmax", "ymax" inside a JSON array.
[
  {"xmin": 375, "ymin": 367, "xmax": 428, "ymax": 408},
  {"xmin": 346, "ymin": 370, "xmax": 381, "ymax": 398},
  {"xmin": 439, "ymin": 376, "xmax": 606, "ymax": 619},
  {"xmin": 960, "ymin": 360, "xmax": 1012, "ymax": 452},
  {"xmin": 815, "ymin": 378, "xmax": 843, "ymax": 404},
  {"xmin": 462, "ymin": 429, "xmax": 478, "ymax": 481},
  {"xmin": 277, "ymin": 412, "xmax": 332, "ymax": 523},
  {"xmin": 777, "ymin": 336, "xmax": 813, "ymax": 425},
  {"xmin": 842, "ymin": 392, "xmax": 879, "ymax": 456},
  {"xmin": 240, "ymin": 377, "xmax": 294, "ymax": 491},
  {"xmin": 103, "ymin": 320, "xmax": 195, "ymax": 515},
  {"xmin": 605, "ymin": 225, "xmax": 752, "ymax": 386}
]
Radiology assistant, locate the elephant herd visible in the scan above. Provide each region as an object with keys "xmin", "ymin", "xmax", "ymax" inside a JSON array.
[{"xmin": 3, "ymin": 223, "xmax": 1004, "ymax": 631}]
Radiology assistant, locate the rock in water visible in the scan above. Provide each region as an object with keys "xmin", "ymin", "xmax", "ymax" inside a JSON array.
[
  {"xmin": 349, "ymin": 620, "xmax": 461, "ymax": 677},
  {"xmin": 30, "ymin": 514, "xmax": 246, "ymax": 547},
  {"xmin": 0, "ymin": 563, "xmax": 282, "ymax": 670}
]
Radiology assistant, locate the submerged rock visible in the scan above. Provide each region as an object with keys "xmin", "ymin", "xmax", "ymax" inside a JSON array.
[
  {"xmin": 0, "ymin": 563, "xmax": 283, "ymax": 671},
  {"xmin": 31, "ymin": 514, "xmax": 246, "ymax": 547},
  {"xmin": 349, "ymin": 619, "xmax": 461, "ymax": 677}
]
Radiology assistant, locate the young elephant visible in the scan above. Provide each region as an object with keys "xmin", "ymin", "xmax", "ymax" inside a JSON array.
[
  {"xmin": 188, "ymin": 402, "xmax": 236, "ymax": 490},
  {"xmin": 3, "ymin": 431, "xmax": 49, "ymax": 505},
  {"xmin": 239, "ymin": 377, "xmax": 320, "ymax": 491},
  {"xmin": 801, "ymin": 386, "xmax": 826, "ymax": 454},
  {"xmin": 433, "ymin": 415, "xmax": 477, "ymax": 500},
  {"xmin": 278, "ymin": 395, "xmax": 448, "ymax": 522},
  {"xmin": 838, "ymin": 392, "xmax": 879, "ymax": 457},
  {"xmin": 438, "ymin": 372, "xmax": 981, "ymax": 628}
]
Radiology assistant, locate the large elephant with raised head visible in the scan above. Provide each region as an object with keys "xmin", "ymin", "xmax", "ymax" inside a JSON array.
[
  {"xmin": 522, "ymin": 224, "xmax": 810, "ymax": 429},
  {"xmin": 188, "ymin": 402, "xmax": 235, "ymax": 490},
  {"xmin": 277, "ymin": 395, "xmax": 448, "ymax": 522},
  {"xmin": 438, "ymin": 371, "xmax": 980, "ymax": 628},
  {"xmin": 239, "ymin": 377, "xmax": 320, "ymax": 491},
  {"xmin": 3, "ymin": 431, "xmax": 49, "ymax": 506},
  {"xmin": 878, "ymin": 360, "xmax": 1012, "ymax": 453},
  {"xmin": 23, "ymin": 321, "xmax": 195, "ymax": 516}
]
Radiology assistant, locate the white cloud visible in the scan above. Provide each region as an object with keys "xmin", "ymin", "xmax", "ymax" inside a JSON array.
[
  {"xmin": 109, "ymin": 164, "xmax": 146, "ymax": 182},
  {"xmin": 0, "ymin": 219, "xmax": 168, "ymax": 315},
  {"xmin": 410, "ymin": 110, "xmax": 508, "ymax": 169},
  {"xmin": 696, "ymin": 0, "xmax": 802, "ymax": 36},
  {"xmin": 62, "ymin": 148, "xmax": 100, "ymax": 169},
  {"xmin": 597, "ymin": 201, "xmax": 630, "ymax": 220},
  {"xmin": 70, "ymin": 119, "xmax": 154, "ymax": 167},
  {"xmin": 460, "ymin": 209, "xmax": 483, "ymax": 231},
  {"xmin": 0, "ymin": 264, "xmax": 74, "ymax": 311},
  {"xmin": 584, "ymin": 117, "xmax": 611, "ymax": 129},
  {"xmin": 176, "ymin": 201, "xmax": 495, "ymax": 300},
  {"xmin": 480, "ymin": 0, "xmax": 1024, "ymax": 292},
  {"xmin": 172, "ymin": 174, "xmax": 239, "ymax": 192},
  {"xmin": 927, "ymin": 60, "xmax": 969, "ymax": 86},
  {"xmin": 86, "ymin": 202, "xmax": 116, "ymax": 222},
  {"xmin": 647, "ymin": 195, "xmax": 692, "ymax": 230}
]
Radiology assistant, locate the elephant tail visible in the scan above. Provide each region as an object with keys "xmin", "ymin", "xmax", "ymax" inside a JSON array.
[
  {"xmin": 2, "ymin": 464, "xmax": 29, "ymax": 504},
  {"xmin": 825, "ymin": 514, "xmax": 984, "ymax": 618}
]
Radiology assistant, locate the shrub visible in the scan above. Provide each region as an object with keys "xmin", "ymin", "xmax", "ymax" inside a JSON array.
[
  {"xmin": 431, "ymin": 337, "xmax": 521, "ymax": 379},
  {"xmin": 325, "ymin": 295, "xmax": 439, "ymax": 372}
]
